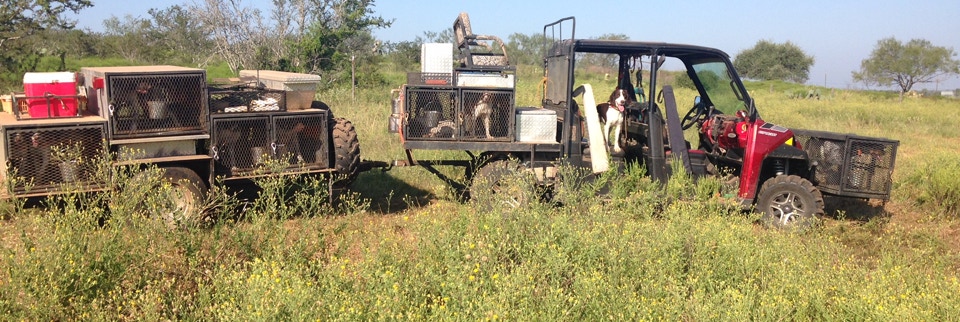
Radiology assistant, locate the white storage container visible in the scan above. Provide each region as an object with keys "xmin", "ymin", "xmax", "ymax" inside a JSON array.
[
  {"xmin": 239, "ymin": 70, "xmax": 322, "ymax": 110},
  {"xmin": 420, "ymin": 43, "xmax": 453, "ymax": 75},
  {"xmin": 457, "ymin": 72, "xmax": 515, "ymax": 88},
  {"xmin": 515, "ymin": 107, "xmax": 557, "ymax": 142}
]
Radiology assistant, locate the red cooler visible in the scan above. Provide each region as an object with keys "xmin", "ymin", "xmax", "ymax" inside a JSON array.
[{"xmin": 23, "ymin": 72, "xmax": 78, "ymax": 118}]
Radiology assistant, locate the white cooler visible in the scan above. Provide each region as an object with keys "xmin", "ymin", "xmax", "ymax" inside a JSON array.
[{"xmin": 239, "ymin": 70, "xmax": 322, "ymax": 110}]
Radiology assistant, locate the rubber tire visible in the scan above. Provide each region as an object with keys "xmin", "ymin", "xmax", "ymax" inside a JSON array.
[
  {"xmin": 756, "ymin": 175, "xmax": 824, "ymax": 229},
  {"xmin": 332, "ymin": 117, "xmax": 361, "ymax": 186},
  {"xmin": 311, "ymin": 100, "xmax": 333, "ymax": 119},
  {"xmin": 470, "ymin": 159, "xmax": 531, "ymax": 209},
  {"xmin": 159, "ymin": 167, "xmax": 207, "ymax": 228}
]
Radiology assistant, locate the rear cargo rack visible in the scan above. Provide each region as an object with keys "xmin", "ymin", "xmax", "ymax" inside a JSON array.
[
  {"xmin": 792, "ymin": 129, "xmax": 899, "ymax": 199},
  {"xmin": 10, "ymin": 92, "xmax": 84, "ymax": 120}
]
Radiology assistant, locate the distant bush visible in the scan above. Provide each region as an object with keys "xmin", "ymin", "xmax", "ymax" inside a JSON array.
[{"xmin": 904, "ymin": 154, "xmax": 960, "ymax": 218}]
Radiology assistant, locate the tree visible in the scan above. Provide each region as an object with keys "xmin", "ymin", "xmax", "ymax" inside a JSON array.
[
  {"xmin": 734, "ymin": 40, "xmax": 814, "ymax": 83},
  {"xmin": 194, "ymin": 0, "xmax": 391, "ymax": 87},
  {"xmin": 192, "ymin": 0, "xmax": 271, "ymax": 74},
  {"xmin": 147, "ymin": 6, "xmax": 215, "ymax": 67},
  {"xmin": 0, "ymin": 0, "xmax": 92, "ymax": 89},
  {"xmin": 381, "ymin": 40, "xmax": 420, "ymax": 69},
  {"xmin": 505, "ymin": 32, "xmax": 550, "ymax": 67},
  {"xmin": 577, "ymin": 33, "xmax": 628, "ymax": 73},
  {"xmin": 294, "ymin": 0, "xmax": 391, "ymax": 82},
  {"xmin": 853, "ymin": 37, "xmax": 959, "ymax": 99},
  {"xmin": 0, "ymin": 0, "xmax": 92, "ymax": 42},
  {"xmin": 101, "ymin": 14, "xmax": 154, "ymax": 63}
]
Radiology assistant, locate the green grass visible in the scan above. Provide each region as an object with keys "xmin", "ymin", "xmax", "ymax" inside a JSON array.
[{"xmin": 1, "ymin": 65, "xmax": 960, "ymax": 319}]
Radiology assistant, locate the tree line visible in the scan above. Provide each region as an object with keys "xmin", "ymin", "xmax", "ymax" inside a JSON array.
[
  {"xmin": 0, "ymin": 0, "xmax": 393, "ymax": 91},
  {"xmin": 2, "ymin": 0, "xmax": 957, "ymax": 97}
]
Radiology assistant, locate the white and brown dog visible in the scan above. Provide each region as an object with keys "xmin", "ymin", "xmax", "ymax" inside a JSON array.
[
  {"xmin": 597, "ymin": 88, "xmax": 632, "ymax": 153},
  {"xmin": 465, "ymin": 92, "xmax": 494, "ymax": 138}
]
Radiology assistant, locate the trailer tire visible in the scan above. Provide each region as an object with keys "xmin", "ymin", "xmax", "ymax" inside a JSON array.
[
  {"xmin": 756, "ymin": 175, "xmax": 824, "ymax": 229},
  {"xmin": 311, "ymin": 100, "xmax": 333, "ymax": 119},
  {"xmin": 470, "ymin": 159, "xmax": 534, "ymax": 210},
  {"xmin": 332, "ymin": 117, "xmax": 360, "ymax": 187},
  {"xmin": 158, "ymin": 167, "xmax": 207, "ymax": 228}
]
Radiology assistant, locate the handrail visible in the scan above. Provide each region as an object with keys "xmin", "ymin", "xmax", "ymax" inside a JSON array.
[
  {"xmin": 11, "ymin": 91, "xmax": 84, "ymax": 120},
  {"xmin": 543, "ymin": 16, "xmax": 576, "ymax": 43}
]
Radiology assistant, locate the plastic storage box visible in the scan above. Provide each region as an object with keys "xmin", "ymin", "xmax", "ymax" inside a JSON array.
[
  {"xmin": 515, "ymin": 107, "xmax": 557, "ymax": 142},
  {"xmin": 239, "ymin": 70, "xmax": 321, "ymax": 111},
  {"xmin": 23, "ymin": 72, "xmax": 78, "ymax": 118}
]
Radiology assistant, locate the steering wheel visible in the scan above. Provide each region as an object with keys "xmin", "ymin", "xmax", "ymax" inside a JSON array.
[{"xmin": 681, "ymin": 102, "xmax": 708, "ymax": 130}]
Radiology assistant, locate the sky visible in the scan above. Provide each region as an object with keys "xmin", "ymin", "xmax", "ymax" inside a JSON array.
[{"xmin": 70, "ymin": 0, "xmax": 960, "ymax": 91}]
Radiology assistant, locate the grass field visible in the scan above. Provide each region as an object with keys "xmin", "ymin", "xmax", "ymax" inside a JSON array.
[{"xmin": 1, "ymin": 64, "xmax": 959, "ymax": 320}]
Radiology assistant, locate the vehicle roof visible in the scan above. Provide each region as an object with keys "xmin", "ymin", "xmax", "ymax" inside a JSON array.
[{"xmin": 559, "ymin": 39, "xmax": 731, "ymax": 60}]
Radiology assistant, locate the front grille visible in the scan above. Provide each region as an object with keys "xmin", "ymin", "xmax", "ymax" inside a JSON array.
[
  {"xmin": 3, "ymin": 123, "xmax": 106, "ymax": 195},
  {"xmin": 403, "ymin": 86, "xmax": 515, "ymax": 141},
  {"xmin": 792, "ymin": 129, "xmax": 898, "ymax": 199},
  {"xmin": 106, "ymin": 73, "xmax": 207, "ymax": 138}
]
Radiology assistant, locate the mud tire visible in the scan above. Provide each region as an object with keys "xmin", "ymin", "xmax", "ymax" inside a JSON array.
[{"xmin": 756, "ymin": 175, "xmax": 824, "ymax": 229}]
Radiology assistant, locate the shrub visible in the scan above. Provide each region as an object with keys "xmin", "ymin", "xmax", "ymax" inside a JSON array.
[{"xmin": 904, "ymin": 154, "xmax": 960, "ymax": 218}]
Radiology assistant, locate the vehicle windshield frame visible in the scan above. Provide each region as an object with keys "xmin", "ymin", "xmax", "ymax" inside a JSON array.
[{"xmin": 687, "ymin": 58, "xmax": 751, "ymax": 116}]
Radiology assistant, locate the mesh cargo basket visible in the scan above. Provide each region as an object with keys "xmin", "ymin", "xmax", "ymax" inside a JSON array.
[
  {"xmin": 792, "ymin": 129, "xmax": 898, "ymax": 199},
  {"xmin": 209, "ymin": 85, "xmax": 286, "ymax": 114}
]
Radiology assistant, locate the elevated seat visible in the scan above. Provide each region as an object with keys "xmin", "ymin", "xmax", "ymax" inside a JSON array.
[{"xmin": 453, "ymin": 12, "xmax": 510, "ymax": 70}]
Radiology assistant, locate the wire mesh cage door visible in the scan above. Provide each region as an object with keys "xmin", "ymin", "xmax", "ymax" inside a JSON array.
[
  {"xmin": 210, "ymin": 115, "xmax": 272, "ymax": 178},
  {"xmin": 3, "ymin": 123, "xmax": 106, "ymax": 195},
  {"xmin": 273, "ymin": 112, "xmax": 329, "ymax": 169},
  {"xmin": 841, "ymin": 138, "xmax": 898, "ymax": 197},
  {"xmin": 106, "ymin": 73, "xmax": 207, "ymax": 139},
  {"xmin": 403, "ymin": 87, "xmax": 459, "ymax": 140},
  {"xmin": 459, "ymin": 89, "xmax": 514, "ymax": 141},
  {"xmin": 795, "ymin": 133, "xmax": 847, "ymax": 193}
]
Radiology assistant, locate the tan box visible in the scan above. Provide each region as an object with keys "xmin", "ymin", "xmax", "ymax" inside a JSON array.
[
  {"xmin": 239, "ymin": 70, "xmax": 322, "ymax": 111},
  {"xmin": 1, "ymin": 93, "xmax": 29, "ymax": 115}
]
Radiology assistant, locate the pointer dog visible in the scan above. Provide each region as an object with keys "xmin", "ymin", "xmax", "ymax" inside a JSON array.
[
  {"xmin": 466, "ymin": 92, "xmax": 494, "ymax": 138},
  {"xmin": 597, "ymin": 88, "xmax": 631, "ymax": 153}
]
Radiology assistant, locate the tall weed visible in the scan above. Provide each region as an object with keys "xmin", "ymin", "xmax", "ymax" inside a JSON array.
[{"xmin": 902, "ymin": 153, "xmax": 960, "ymax": 219}]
